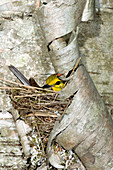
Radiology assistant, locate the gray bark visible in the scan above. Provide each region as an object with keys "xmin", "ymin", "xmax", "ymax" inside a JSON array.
[
  {"xmin": 37, "ymin": 0, "xmax": 113, "ymax": 169},
  {"xmin": 57, "ymin": 66, "xmax": 113, "ymax": 169},
  {"xmin": 38, "ymin": 0, "xmax": 86, "ymax": 74}
]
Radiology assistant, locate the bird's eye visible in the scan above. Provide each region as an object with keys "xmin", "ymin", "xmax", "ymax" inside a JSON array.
[{"xmin": 55, "ymin": 81, "xmax": 61, "ymax": 85}]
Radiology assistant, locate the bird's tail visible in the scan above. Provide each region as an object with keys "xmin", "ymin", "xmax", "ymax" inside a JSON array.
[{"xmin": 8, "ymin": 65, "xmax": 31, "ymax": 86}]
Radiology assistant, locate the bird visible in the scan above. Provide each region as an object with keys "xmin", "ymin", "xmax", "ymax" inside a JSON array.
[
  {"xmin": 43, "ymin": 73, "xmax": 65, "ymax": 91},
  {"xmin": 8, "ymin": 65, "xmax": 65, "ymax": 92}
]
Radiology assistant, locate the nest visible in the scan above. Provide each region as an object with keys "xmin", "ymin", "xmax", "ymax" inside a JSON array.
[
  {"xmin": 0, "ymin": 78, "xmax": 72, "ymax": 168},
  {"xmin": 8, "ymin": 86, "xmax": 70, "ymax": 137}
]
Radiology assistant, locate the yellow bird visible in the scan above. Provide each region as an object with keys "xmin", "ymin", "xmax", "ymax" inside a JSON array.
[
  {"xmin": 45, "ymin": 74, "xmax": 65, "ymax": 92},
  {"xmin": 8, "ymin": 65, "xmax": 65, "ymax": 92}
]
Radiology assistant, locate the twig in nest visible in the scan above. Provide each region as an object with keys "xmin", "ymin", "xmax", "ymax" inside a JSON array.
[
  {"xmin": 0, "ymin": 77, "xmax": 21, "ymax": 86},
  {"xmin": 25, "ymin": 112, "xmax": 57, "ymax": 118},
  {"xmin": 14, "ymin": 93, "xmax": 55, "ymax": 98},
  {"xmin": 0, "ymin": 77, "xmax": 56, "ymax": 92},
  {"xmin": 0, "ymin": 86, "xmax": 22, "ymax": 90}
]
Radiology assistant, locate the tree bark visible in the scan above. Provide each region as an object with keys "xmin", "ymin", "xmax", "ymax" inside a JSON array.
[
  {"xmin": 56, "ymin": 65, "xmax": 113, "ymax": 169},
  {"xmin": 38, "ymin": 0, "xmax": 113, "ymax": 169}
]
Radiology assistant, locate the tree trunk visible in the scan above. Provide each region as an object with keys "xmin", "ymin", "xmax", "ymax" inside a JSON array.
[
  {"xmin": 38, "ymin": 0, "xmax": 113, "ymax": 169},
  {"xmin": 56, "ymin": 65, "xmax": 113, "ymax": 169}
]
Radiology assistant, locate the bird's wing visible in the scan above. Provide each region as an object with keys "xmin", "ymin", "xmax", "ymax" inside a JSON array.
[{"xmin": 29, "ymin": 77, "xmax": 41, "ymax": 87}]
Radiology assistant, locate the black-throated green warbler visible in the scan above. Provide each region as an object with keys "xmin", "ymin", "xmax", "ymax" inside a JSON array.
[{"xmin": 8, "ymin": 65, "xmax": 65, "ymax": 92}]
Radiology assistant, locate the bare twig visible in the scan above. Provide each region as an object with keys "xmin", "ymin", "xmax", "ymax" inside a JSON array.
[
  {"xmin": 0, "ymin": 77, "xmax": 56, "ymax": 92},
  {"xmin": 14, "ymin": 93, "xmax": 55, "ymax": 98},
  {"xmin": 70, "ymin": 57, "xmax": 81, "ymax": 77},
  {"xmin": 0, "ymin": 86, "xmax": 22, "ymax": 90},
  {"xmin": 25, "ymin": 112, "xmax": 58, "ymax": 118}
]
